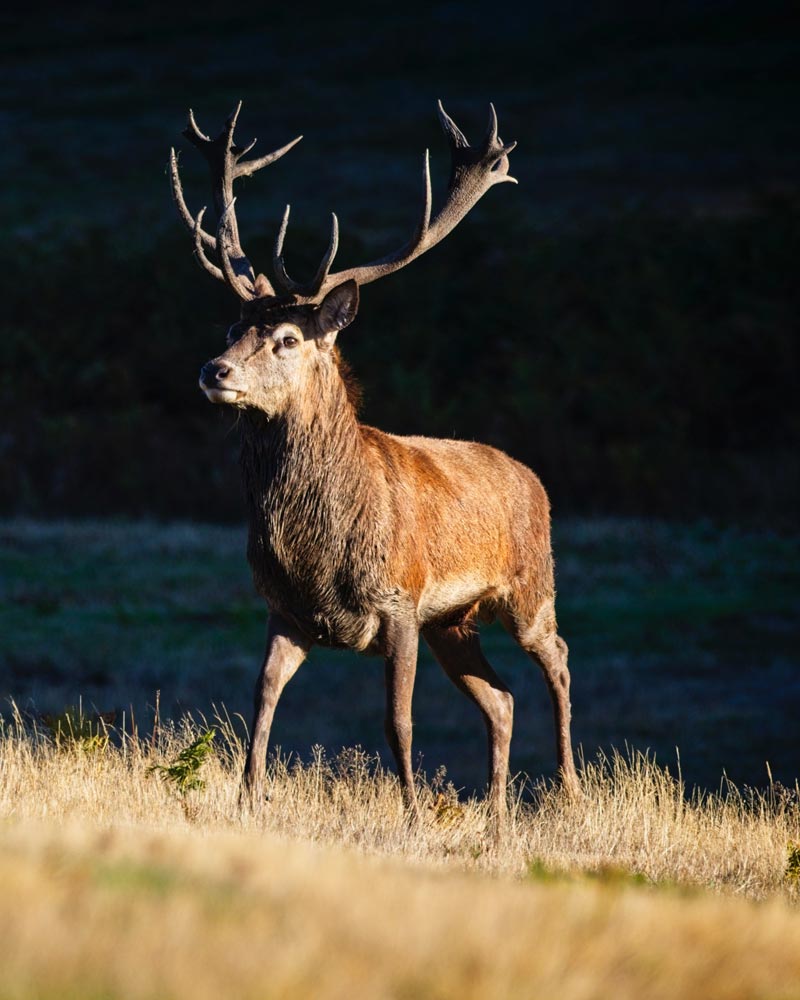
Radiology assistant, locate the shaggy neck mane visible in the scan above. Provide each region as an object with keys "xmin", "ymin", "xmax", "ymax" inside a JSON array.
[{"xmin": 238, "ymin": 352, "xmax": 377, "ymax": 632}]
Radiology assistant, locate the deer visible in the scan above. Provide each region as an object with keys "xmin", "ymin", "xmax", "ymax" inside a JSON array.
[{"xmin": 169, "ymin": 101, "xmax": 580, "ymax": 831}]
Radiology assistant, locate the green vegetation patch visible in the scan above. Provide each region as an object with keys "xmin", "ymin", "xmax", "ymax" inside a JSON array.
[{"xmin": 149, "ymin": 728, "xmax": 217, "ymax": 795}]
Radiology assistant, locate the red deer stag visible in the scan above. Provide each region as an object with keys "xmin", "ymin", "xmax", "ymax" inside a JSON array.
[{"xmin": 170, "ymin": 101, "xmax": 580, "ymax": 827}]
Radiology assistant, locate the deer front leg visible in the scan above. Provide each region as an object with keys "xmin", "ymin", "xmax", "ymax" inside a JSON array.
[
  {"xmin": 383, "ymin": 618, "xmax": 421, "ymax": 819},
  {"xmin": 243, "ymin": 612, "xmax": 310, "ymax": 804}
]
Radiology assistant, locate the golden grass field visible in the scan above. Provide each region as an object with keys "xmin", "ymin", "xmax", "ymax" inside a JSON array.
[
  {"xmin": 2, "ymin": 517, "xmax": 798, "ymax": 997},
  {"xmin": 1, "ymin": 710, "xmax": 799, "ymax": 999}
]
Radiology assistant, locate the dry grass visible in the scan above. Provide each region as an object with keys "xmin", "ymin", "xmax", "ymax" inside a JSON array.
[
  {"xmin": 2, "ymin": 820, "xmax": 800, "ymax": 1000},
  {"xmin": 1, "ymin": 707, "xmax": 798, "ymax": 891},
  {"xmin": 1, "ymin": 711, "xmax": 799, "ymax": 998}
]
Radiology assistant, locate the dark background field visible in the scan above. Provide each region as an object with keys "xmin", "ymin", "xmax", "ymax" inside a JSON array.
[
  {"xmin": 3, "ymin": 517, "xmax": 798, "ymax": 795},
  {"xmin": 1, "ymin": 2, "xmax": 798, "ymax": 795},
  {"xmin": 3, "ymin": 0, "xmax": 798, "ymax": 521}
]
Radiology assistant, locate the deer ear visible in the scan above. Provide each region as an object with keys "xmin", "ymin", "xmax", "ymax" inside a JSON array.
[
  {"xmin": 253, "ymin": 273, "xmax": 272, "ymax": 298},
  {"xmin": 317, "ymin": 280, "xmax": 359, "ymax": 347}
]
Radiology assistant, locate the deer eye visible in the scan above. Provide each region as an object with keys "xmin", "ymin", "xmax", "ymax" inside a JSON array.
[
  {"xmin": 281, "ymin": 336, "xmax": 298, "ymax": 349},
  {"xmin": 226, "ymin": 323, "xmax": 244, "ymax": 345}
]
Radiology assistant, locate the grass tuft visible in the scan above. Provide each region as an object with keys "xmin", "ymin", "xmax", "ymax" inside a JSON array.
[{"xmin": 41, "ymin": 704, "xmax": 113, "ymax": 754}]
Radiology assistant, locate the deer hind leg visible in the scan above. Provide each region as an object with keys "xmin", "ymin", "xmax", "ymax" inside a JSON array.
[
  {"xmin": 503, "ymin": 599, "xmax": 581, "ymax": 796},
  {"xmin": 243, "ymin": 612, "xmax": 310, "ymax": 805},
  {"xmin": 423, "ymin": 624, "xmax": 514, "ymax": 833}
]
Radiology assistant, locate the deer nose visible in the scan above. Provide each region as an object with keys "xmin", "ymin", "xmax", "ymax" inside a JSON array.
[{"xmin": 200, "ymin": 361, "xmax": 230, "ymax": 386}]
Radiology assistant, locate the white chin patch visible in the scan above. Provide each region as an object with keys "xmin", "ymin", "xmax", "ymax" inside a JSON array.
[{"xmin": 203, "ymin": 387, "xmax": 244, "ymax": 404}]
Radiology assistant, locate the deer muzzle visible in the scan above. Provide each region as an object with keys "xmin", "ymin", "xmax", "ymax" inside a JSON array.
[{"xmin": 199, "ymin": 360, "xmax": 245, "ymax": 404}]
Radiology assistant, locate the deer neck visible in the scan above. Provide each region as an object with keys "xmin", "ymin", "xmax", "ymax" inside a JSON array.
[{"xmin": 238, "ymin": 362, "xmax": 378, "ymax": 632}]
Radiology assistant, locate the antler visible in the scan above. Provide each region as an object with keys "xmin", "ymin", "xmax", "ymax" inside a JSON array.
[
  {"xmin": 273, "ymin": 101, "xmax": 517, "ymax": 300},
  {"xmin": 171, "ymin": 101, "xmax": 516, "ymax": 304},
  {"xmin": 169, "ymin": 101, "xmax": 302, "ymax": 300}
]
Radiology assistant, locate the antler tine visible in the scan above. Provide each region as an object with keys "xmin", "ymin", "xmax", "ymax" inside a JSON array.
[
  {"xmin": 192, "ymin": 207, "xmax": 225, "ymax": 281},
  {"xmin": 273, "ymin": 204, "xmax": 299, "ymax": 293},
  {"xmin": 169, "ymin": 148, "xmax": 216, "ymax": 249},
  {"xmin": 236, "ymin": 134, "xmax": 303, "ymax": 179},
  {"xmin": 437, "ymin": 100, "xmax": 469, "ymax": 150},
  {"xmin": 490, "ymin": 143, "xmax": 518, "ymax": 185},
  {"xmin": 411, "ymin": 149, "xmax": 433, "ymax": 244},
  {"xmin": 226, "ymin": 100, "xmax": 243, "ymax": 141},
  {"xmin": 223, "ymin": 101, "xmax": 261, "ymax": 163},
  {"xmin": 305, "ymin": 100, "xmax": 517, "ymax": 298},
  {"xmin": 485, "ymin": 103, "xmax": 499, "ymax": 149},
  {"xmin": 309, "ymin": 213, "xmax": 340, "ymax": 293},
  {"xmin": 272, "ymin": 205, "xmax": 340, "ymax": 297},
  {"xmin": 184, "ymin": 108, "xmax": 211, "ymax": 145}
]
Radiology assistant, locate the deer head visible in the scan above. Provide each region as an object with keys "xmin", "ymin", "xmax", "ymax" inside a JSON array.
[
  {"xmin": 170, "ymin": 101, "xmax": 516, "ymax": 415},
  {"xmin": 197, "ymin": 281, "xmax": 359, "ymax": 415}
]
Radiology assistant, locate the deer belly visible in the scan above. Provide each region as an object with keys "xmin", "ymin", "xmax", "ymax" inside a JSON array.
[{"xmin": 418, "ymin": 574, "xmax": 500, "ymax": 626}]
